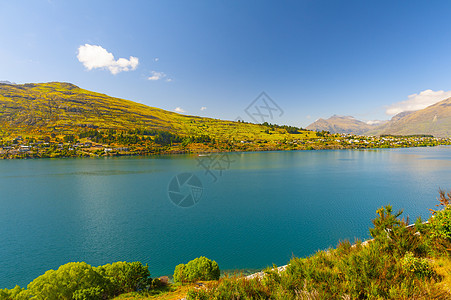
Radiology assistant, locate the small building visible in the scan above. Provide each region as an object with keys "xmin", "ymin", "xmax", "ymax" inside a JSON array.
[{"xmin": 19, "ymin": 146, "xmax": 31, "ymax": 152}]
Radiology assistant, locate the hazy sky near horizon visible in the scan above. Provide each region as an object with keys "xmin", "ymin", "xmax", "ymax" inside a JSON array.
[{"xmin": 1, "ymin": 0, "xmax": 451, "ymax": 127}]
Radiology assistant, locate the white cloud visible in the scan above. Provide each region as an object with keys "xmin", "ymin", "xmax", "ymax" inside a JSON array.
[
  {"xmin": 148, "ymin": 71, "xmax": 166, "ymax": 81},
  {"xmin": 77, "ymin": 44, "xmax": 138, "ymax": 75},
  {"xmin": 386, "ymin": 89, "xmax": 451, "ymax": 115},
  {"xmin": 366, "ymin": 120, "xmax": 384, "ymax": 125},
  {"xmin": 148, "ymin": 71, "xmax": 172, "ymax": 82},
  {"xmin": 200, "ymin": 106, "xmax": 207, "ymax": 111},
  {"xmin": 154, "ymin": 57, "xmax": 159, "ymax": 62},
  {"xmin": 175, "ymin": 107, "xmax": 186, "ymax": 113}
]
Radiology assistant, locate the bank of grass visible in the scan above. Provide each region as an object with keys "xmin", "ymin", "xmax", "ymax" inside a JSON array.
[
  {"xmin": 187, "ymin": 190, "xmax": 451, "ymax": 299},
  {"xmin": 112, "ymin": 283, "xmax": 192, "ymax": 300}
]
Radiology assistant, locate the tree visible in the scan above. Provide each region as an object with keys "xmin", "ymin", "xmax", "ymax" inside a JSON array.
[
  {"xmin": 27, "ymin": 262, "xmax": 107, "ymax": 300},
  {"xmin": 173, "ymin": 257, "xmax": 220, "ymax": 283},
  {"xmin": 173, "ymin": 264, "xmax": 186, "ymax": 283},
  {"xmin": 428, "ymin": 189, "xmax": 451, "ymax": 241},
  {"xmin": 154, "ymin": 131, "xmax": 182, "ymax": 145},
  {"xmin": 95, "ymin": 261, "xmax": 151, "ymax": 295},
  {"xmin": 0, "ymin": 285, "xmax": 30, "ymax": 300},
  {"xmin": 63, "ymin": 134, "xmax": 75, "ymax": 143}
]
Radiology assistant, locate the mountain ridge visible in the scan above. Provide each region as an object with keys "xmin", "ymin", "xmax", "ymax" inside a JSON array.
[
  {"xmin": 306, "ymin": 115, "xmax": 381, "ymax": 135},
  {"xmin": 307, "ymin": 98, "xmax": 451, "ymax": 137}
]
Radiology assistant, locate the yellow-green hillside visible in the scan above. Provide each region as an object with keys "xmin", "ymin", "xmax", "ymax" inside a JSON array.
[{"xmin": 0, "ymin": 82, "xmax": 314, "ymax": 141}]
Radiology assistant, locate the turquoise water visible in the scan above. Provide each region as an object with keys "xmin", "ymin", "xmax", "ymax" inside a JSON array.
[{"xmin": 1, "ymin": 147, "xmax": 450, "ymax": 288}]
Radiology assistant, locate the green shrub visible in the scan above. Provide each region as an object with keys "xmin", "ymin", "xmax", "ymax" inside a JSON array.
[
  {"xmin": 27, "ymin": 262, "xmax": 107, "ymax": 299},
  {"xmin": 173, "ymin": 263, "xmax": 186, "ymax": 283},
  {"xmin": 174, "ymin": 257, "xmax": 220, "ymax": 283},
  {"xmin": 95, "ymin": 261, "xmax": 151, "ymax": 295},
  {"xmin": 21, "ymin": 261, "xmax": 150, "ymax": 299},
  {"xmin": 0, "ymin": 285, "xmax": 29, "ymax": 300},
  {"xmin": 369, "ymin": 205, "xmax": 423, "ymax": 257},
  {"xmin": 401, "ymin": 252, "xmax": 435, "ymax": 278},
  {"xmin": 429, "ymin": 206, "xmax": 451, "ymax": 241},
  {"xmin": 72, "ymin": 286, "xmax": 104, "ymax": 300}
]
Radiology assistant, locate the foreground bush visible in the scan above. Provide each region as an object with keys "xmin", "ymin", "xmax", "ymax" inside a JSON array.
[
  {"xmin": 174, "ymin": 257, "xmax": 220, "ymax": 283},
  {"xmin": 27, "ymin": 262, "xmax": 108, "ymax": 299},
  {"xmin": 187, "ymin": 189, "xmax": 451, "ymax": 299},
  {"xmin": 95, "ymin": 261, "xmax": 151, "ymax": 295},
  {"xmin": 0, "ymin": 261, "xmax": 152, "ymax": 300},
  {"xmin": 429, "ymin": 189, "xmax": 451, "ymax": 241}
]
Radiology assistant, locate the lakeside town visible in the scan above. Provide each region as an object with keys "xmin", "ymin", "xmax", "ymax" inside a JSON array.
[{"xmin": 1, "ymin": 132, "xmax": 449, "ymax": 159}]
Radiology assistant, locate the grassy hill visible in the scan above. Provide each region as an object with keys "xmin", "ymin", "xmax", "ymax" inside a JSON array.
[
  {"xmin": 0, "ymin": 82, "xmax": 323, "ymax": 158},
  {"xmin": 0, "ymin": 82, "xmax": 294, "ymax": 139}
]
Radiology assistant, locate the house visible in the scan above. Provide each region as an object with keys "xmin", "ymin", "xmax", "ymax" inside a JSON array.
[{"xmin": 19, "ymin": 146, "xmax": 31, "ymax": 152}]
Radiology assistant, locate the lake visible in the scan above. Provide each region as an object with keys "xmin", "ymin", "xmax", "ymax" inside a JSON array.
[{"xmin": 1, "ymin": 147, "xmax": 450, "ymax": 288}]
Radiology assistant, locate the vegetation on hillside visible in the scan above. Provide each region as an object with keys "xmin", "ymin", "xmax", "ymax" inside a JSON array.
[{"xmin": 0, "ymin": 82, "xmax": 313, "ymax": 142}]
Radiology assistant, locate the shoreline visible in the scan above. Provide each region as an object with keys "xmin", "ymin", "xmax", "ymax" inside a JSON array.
[{"xmin": 1, "ymin": 143, "xmax": 450, "ymax": 161}]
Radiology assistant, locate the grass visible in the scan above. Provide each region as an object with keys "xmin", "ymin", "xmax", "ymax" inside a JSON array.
[{"xmin": 112, "ymin": 283, "xmax": 200, "ymax": 300}]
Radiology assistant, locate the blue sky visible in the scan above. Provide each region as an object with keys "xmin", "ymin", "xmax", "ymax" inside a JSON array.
[{"xmin": 1, "ymin": 0, "xmax": 451, "ymax": 127}]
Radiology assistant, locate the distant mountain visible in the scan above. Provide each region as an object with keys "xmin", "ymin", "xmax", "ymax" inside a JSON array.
[
  {"xmin": 306, "ymin": 115, "xmax": 383, "ymax": 135},
  {"xmin": 308, "ymin": 97, "xmax": 451, "ymax": 137},
  {"xmin": 369, "ymin": 97, "xmax": 451, "ymax": 137},
  {"xmin": 0, "ymin": 80, "xmax": 15, "ymax": 85}
]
